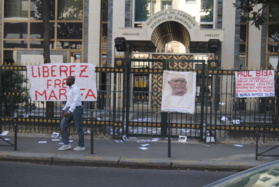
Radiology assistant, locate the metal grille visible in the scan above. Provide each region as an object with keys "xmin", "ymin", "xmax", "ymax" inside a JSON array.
[{"xmin": 0, "ymin": 59, "xmax": 278, "ymax": 142}]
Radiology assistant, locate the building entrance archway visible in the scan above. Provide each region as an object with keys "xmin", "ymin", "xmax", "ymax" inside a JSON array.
[
  {"xmin": 115, "ymin": 9, "xmax": 224, "ymax": 53},
  {"xmin": 151, "ymin": 21, "xmax": 190, "ymax": 52}
]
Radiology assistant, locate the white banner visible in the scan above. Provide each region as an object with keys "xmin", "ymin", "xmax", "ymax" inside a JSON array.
[
  {"xmin": 161, "ymin": 71, "xmax": 196, "ymax": 114},
  {"xmin": 235, "ymin": 70, "xmax": 275, "ymax": 98},
  {"xmin": 27, "ymin": 63, "xmax": 97, "ymax": 101}
]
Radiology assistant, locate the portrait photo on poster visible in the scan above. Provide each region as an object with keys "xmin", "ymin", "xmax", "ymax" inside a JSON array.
[{"xmin": 161, "ymin": 71, "xmax": 196, "ymax": 114}]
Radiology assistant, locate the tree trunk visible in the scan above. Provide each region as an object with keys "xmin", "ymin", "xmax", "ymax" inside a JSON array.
[
  {"xmin": 272, "ymin": 45, "xmax": 279, "ymax": 123},
  {"xmin": 42, "ymin": 0, "xmax": 50, "ymax": 64},
  {"xmin": 42, "ymin": 0, "xmax": 54, "ymax": 118}
]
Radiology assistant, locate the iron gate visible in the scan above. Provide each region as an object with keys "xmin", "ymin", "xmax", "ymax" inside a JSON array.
[
  {"xmin": 113, "ymin": 56, "xmax": 275, "ymax": 141},
  {"xmin": 114, "ymin": 56, "xmax": 212, "ymax": 140}
]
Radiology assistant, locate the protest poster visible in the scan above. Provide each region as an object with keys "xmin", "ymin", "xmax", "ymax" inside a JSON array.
[
  {"xmin": 235, "ymin": 70, "xmax": 275, "ymax": 98},
  {"xmin": 26, "ymin": 63, "xmax": 97, "ymax": 101},
  {"xmin": 161, "ymin": 71, "xmax": 196, "ymax": 114}
]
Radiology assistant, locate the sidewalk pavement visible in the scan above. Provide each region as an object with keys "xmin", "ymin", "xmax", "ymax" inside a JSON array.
[{"xmin": 0, "ymin": 134, "xmax": 279, "ymax": 171}]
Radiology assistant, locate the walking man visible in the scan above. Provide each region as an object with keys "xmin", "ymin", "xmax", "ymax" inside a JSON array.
[{"xmin": 58, "ymin": 76, "xmax": 85, "ymax": 151}]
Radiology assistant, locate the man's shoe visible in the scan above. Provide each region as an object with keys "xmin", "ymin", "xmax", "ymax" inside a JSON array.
[
  {"xmin": 73, "ymin": 146, "xmax": 85, "ymax": 151},
  {"xmin": 58, "ymin": 144, "xmax": 72, "ymax": 151}
]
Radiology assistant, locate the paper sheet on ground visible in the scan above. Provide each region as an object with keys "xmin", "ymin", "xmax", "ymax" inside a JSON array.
[
  {"xmin": 0, "ymin": 131, "xmax": 9, "ymax": 136},
  {"xmin": 52, "ymin": 139, "xmax": 60, "ymax": 141},
  {"xmin": 38, "ymin": 141, "xmax": 47, "ymax": 144}
]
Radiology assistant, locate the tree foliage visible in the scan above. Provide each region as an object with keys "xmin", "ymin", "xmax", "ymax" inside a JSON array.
[
  {"xmin": 58, "ymin": 0, "xmax": 83, "ymax": 20},
  {"xmin": 234, "ymin": 0, "xmax": 279, "ymax": 29},
  {"xmin": 0, "ymin": 67, "xmax": 36, "ymax": 116},
  {"xmin": 235, "ymin": 0, "xmax": 279, "ymax": 123},
  {"xmin": 201, "ymin": 0, "xmax": 213, "ymax": 22},
  {"xmin": 201, "ymin": 0, "xmax": 213, "ymax": 11}
]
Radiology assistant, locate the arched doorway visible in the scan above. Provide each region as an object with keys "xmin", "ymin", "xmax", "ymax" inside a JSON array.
[{"xmin": 151, "ymin": 21, "xmax": 190, "ymax": 53}]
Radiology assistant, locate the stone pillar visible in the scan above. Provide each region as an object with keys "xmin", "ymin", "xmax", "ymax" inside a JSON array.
[{"xmin": 88, "ymin": 0, "xmax": 101, "ymax": 65}]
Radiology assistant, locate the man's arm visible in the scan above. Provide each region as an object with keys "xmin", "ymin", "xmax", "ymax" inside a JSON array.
[
  {"xmin": 68, "ymin": 88, "xmax": 80, "ymax": 113},
  {"xmin": 60, "ymin": 110, "xmax": 65, "ymax": 117}
]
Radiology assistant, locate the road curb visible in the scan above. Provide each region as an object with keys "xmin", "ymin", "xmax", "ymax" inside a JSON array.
[
  {"xmin": 118, "ymin": 157, "xmax": 171, "ymax": 169},
  {"xmin": 171, "ymin": 160, "xmax": 253, "ymax": 171},
  {"xmin": 0, "ymin": 151, "xmax": 255, "ymax": 171},
  {"xmin": 0, "ymin": 151, "xmax": 53, "ymax": 164},
  {"xmin": 52, "ymin": 154, "xmax": 120, "ymax": 167}
]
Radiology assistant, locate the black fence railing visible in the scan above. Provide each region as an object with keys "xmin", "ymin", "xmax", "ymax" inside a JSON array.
[{"xmin": 0, "ymin": 62, "xmax": 278, "ymax": 143}]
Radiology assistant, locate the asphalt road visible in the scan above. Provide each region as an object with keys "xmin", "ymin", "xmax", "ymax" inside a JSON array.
[{"xmin": 0, "ymin": 161, "xmax": 235, "ymax": 187}]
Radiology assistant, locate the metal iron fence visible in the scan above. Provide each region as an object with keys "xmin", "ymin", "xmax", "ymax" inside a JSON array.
[{"xmin": 0, "ymin": 59, "xmax": 278, "ymax": 143}]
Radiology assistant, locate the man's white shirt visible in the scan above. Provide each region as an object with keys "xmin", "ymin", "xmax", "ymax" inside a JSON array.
[{"xmin": 62, "ymin": 84, "xmax": 82, "ymax": 112}]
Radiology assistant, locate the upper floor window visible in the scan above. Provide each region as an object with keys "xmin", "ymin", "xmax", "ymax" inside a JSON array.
[
  {"xmin": 135, "ymin": 0, "xmax": 149, "ymax": 22},
  {"xmin": 267, "ymin": 2, "xmax": 279, "ymax": 54},
  {"xmin": 58, "ymin": 0, "xmax": 83, "ymax": 20},
  {"xmin": 30, "ymin": 0, "xmax": 55, "ymax": 20},
  {"xmin": 5, "ymin": 0, "xmax": 83, "ymax": 21},
  {"xmin": 102, "ymin": 0, "xmax": 108, "ymax": 21},
  {"xmin": 3, "ymin": 0, "xmax": 84, "ymax": 50},
  {"xmin": 162, "ymin": 0, "xmax": 172, "ymax": 10},
  {"xmin": 200, "ymin": 0, "xmax": 213, "ymax": 22},
  {"xmin": 4, "ymin": 0, "xmax": 28, "ymax": 18},
  {"xmin": 134, "ymin": 0, "xmax": 173, "ymax": 23}
]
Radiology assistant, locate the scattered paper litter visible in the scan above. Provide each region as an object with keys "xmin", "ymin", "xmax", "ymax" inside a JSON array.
[
  {"xmin": 23, "ymin": 114, "xmax": 29, "ymax": 118},
  {"xmin": 0, "ymin": 131, "xmax": 9, "ymax": 136},
  {"xmin": 140, "ymin": 144, "xmax": 150, "ymax": 147},
  {"xmin": 51, "ymin": 139, "xmax": 60, "ymax": 141},
  {"xmin": 151, "ymin": 138, "xmax": 159, "ymax": 142},
  {"xmin": 51, "ymin": 132, "xmax": 59, "ymax": 138},
  {"xmin": 129, "ymin": 137, "xmax": 137, "ymax": 139},
  {"xmin": 69, "ymin": 140, "xmax": 73, "ymax": 143},
  {"xmin": 206, "ymin": 137, "xmax": 215, "ymax": 143},
  {"xmin": 115, "ymin": 140, "xmax": 123, "ymax": 143},
  {"xmin": 178, "ymin": 135, "xmax": 187, "ymax": 142},
  {"xmin": 182, "ymin": 129, "xmax": 190, "ymax": 133},
  {"xmin": 1, "ymin": 138, "xmax": 10, "ymax": 141},
  {"xmin": 139, "ymin": 147, "xmax": 149, "ymax": 150},
  {"xmin": 38, "ymin": 141, "xmax": 47, "ymax": 144},
  {"xmin": 232, "ymin": 120, "xmax": 241, "ymax": 124},
  {"xmin": 164, "ymin": 137, "xmax": 173, "ymax": 140},
  {"xmin": 58, "ymin": 142, "xmax": 64, "ymax": 145},
  {"xmin": 122, "ymin": 135, "xmax": 128, "ymax": 141},
  {"xmin": 84, "ymin": 130, "xmax": 91, "ymax": 135},
  {"xmin": 221, "ymin": 116, "xmax": 229, "ymax": 121},
  {"xmin": 137, "ymin": 140, "xmax": 150, "ymax": 143},
  {"xmin": 234, "ymin": 144, "xmax": 244, "ymax": 147}
]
